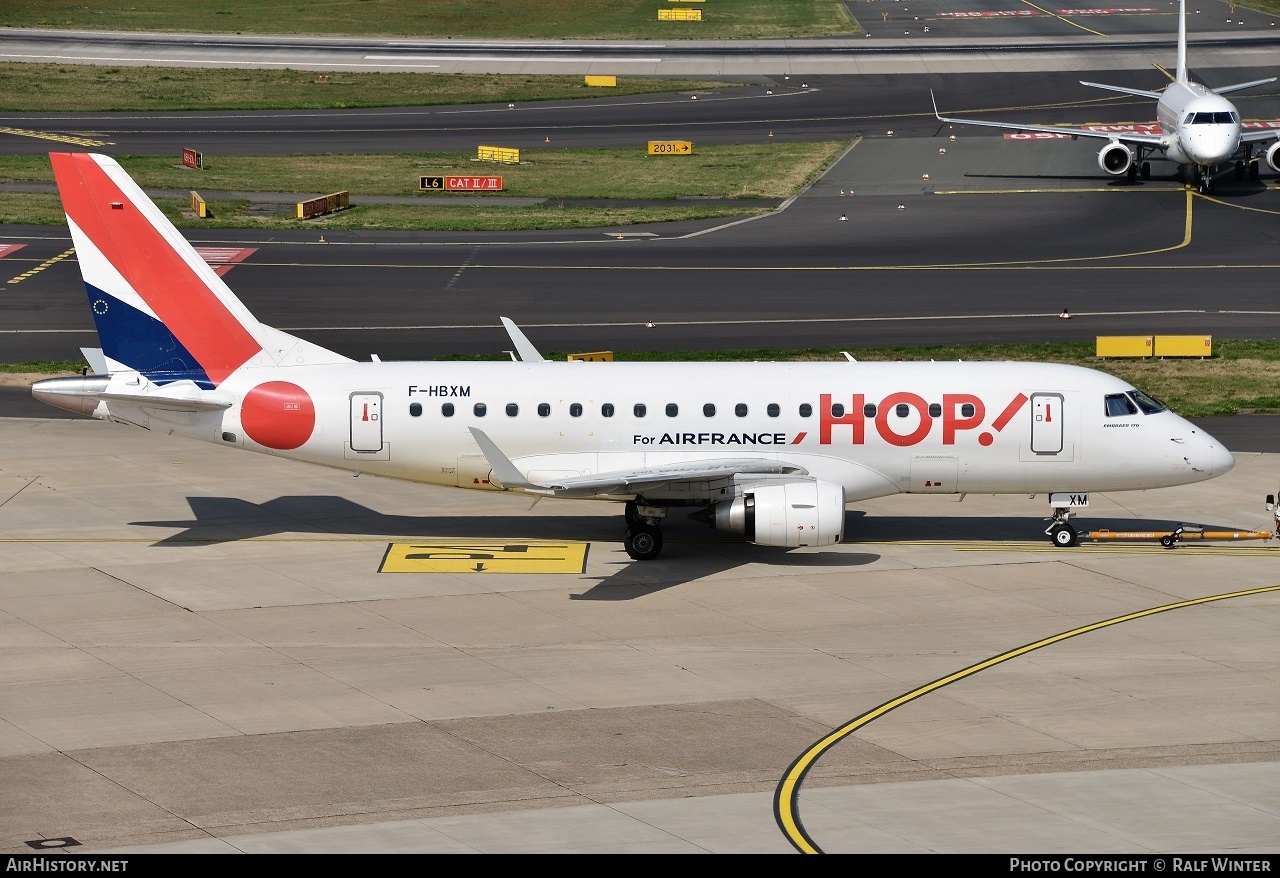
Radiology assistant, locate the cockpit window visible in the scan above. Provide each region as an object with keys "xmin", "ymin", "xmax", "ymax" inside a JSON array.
[
  {"xmin": 1105, "ymin": 393, "xmax": 1138, "ymax": 417},
  {"xmin": 1190, "ymin": 112, "xmax": 1237, "ymax": 124},
  {"xmin": 1127, "ymin": 390, "xmax": 1166, "ymax": 414}
]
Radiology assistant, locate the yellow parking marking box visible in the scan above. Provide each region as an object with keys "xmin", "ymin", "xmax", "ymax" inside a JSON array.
[{"xmin": 380, "ymin": 540, "xmax": 589, "ymax": 574}]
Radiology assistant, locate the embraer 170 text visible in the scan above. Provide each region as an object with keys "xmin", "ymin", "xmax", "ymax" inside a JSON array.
[
  {"xmin": 33, "ymin": 152, "xmax": 1234, "ymax": 559},
  {"xmin": 932, "ymin": 0, "xmax": 1279, "ymax": 192}
]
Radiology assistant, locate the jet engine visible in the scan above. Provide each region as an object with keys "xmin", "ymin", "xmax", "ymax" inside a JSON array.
[
  {"xmin": 693, "ymin": 481, "xmax": 846, "ymax": 548},
  {"xmin": 1097, "ymin": 142, "xmax": 1134, "ymax": 176},
  {"xmin": 1266, "ymin": 140, "xmax": 1280, "ymax": 174}
]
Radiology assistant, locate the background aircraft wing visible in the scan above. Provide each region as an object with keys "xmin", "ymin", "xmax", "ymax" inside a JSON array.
[{"xmin": 931, "ymin": 90, "xmax": 1167, "ymax": 146}]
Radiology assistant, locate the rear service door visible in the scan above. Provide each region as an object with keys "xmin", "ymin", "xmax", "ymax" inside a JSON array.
[{"xmin": 350, "ymin": 392, "xmax": 383, "ymax": 452}]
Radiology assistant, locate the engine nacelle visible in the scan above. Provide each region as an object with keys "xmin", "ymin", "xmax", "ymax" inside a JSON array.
[
  {"xmin": 1266, "ymin": 140, "xmax": 1280, "ymax": 174},
  {"xmin": 1097, "ymin": 142, "xmax": 1134, "ymax": 176},
  {"xmin": 698, "ymin": 481, "xmax": 846, "ymax": 548}
]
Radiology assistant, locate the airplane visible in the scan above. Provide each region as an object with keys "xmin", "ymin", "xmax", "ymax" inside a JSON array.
[
  {"xmin": 931, "ymin": 0, "xmax": 1280, "ymax": 193},
  {"xmin": 32, "ymin": 151, "xmax": 1235, "ymax": 560}
]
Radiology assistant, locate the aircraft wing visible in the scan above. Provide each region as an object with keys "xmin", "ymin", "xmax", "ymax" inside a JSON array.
[
  {"xmin": 1241, "ymin": 128, "xmax": 1280, "ymax": 144},
  {"xmin": 931, "ymin": 90, "xmax": 1168, "ymax": 146},
  {"xmin": 469, "ymin": 427, "xmax": 808, "ymax": 498}
]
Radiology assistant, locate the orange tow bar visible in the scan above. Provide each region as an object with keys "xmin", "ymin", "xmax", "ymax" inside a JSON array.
[{"xmin": 1087, "ymin": 525, "xmax": 1277, "ymax": 549}]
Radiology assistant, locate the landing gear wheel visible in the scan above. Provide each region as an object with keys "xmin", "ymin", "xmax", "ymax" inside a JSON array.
[
  {"xmin": 1160, "ymin": 534, "xmax": 1176, "ymax": 548},
  {"xmin": 1127, "ymin": 163, "xmax": 1138, "ymax": 183},
  {"xmin": 624, "ymin": 500, "xmax": 639, "ymax": 527},
  {"xmin": 624, "ymin": 523, "xmax": 663, "ymax": 560},
  {"xmin": 1250, "ymin": 161, "xmax": 1260, "ymax": 179},
  {"xmin": 1141, "ymin": 161, "xmax": 1151, "ymax": 180},
  {"xmin": 1050, "ymin": 524, "xmax": 1078, "ymax": 548},
  {"xmin": 1235, "ymin": 160, "xmax": 1246, "ymax": 180}
]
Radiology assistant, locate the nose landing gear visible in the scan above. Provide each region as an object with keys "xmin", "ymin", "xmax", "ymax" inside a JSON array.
[{"xmin": 1045, "ymin": 506, "xmax": 1080, "ymax": 547}]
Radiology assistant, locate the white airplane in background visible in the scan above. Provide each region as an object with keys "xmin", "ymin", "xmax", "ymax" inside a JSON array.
[
  {"xmin": 33, "ymin": 152, "xmax": 1234, "ymax": 560},
  {"xmin": 932, "ymin": 0, "xmax": 1280, "ymax": 193}
]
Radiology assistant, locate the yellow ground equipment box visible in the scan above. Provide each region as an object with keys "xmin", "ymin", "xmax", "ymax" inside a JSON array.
[
  {"xmin": 585, "ymin": 76, "xmax": 617, "ymax": 87},
  {"xmin": 1095, "ymin": 336, "xmax": 1153, "ymax": 358},
  {"xmin": 1154, "ymin": 335, "xmax": 1212, "ymax": 357},
  {"xmin": 477, "ymin": 145, "xmax": 520, "ymax": 164}
]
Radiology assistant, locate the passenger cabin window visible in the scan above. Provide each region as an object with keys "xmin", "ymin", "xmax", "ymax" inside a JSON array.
[
  {"xmin": 703, "ymin": 403, "xmax": 716, "ymax": 417},
  {"xmin": 538, "ymin": 403, "xmax": 551, "ymax": 417},
  {"xmin": 570, "ymin": 403, "xmax": 583, "ymax": 417},
  {"xmin": 602, "ymin": 403, "xmax": 615, "ymax": 418},
  {"xmin": 767, "ymin": 403, "xmax": 780, "ymax": 418},
  {"xmin": 736, "ymin": 403, "xmax": 748, "ymax": 417},
  {"xmin": 1128, "ymin": 390, "xmax": 1166, "ymax": 414},
  {"xmin": 506, "ymin": 403, "xmax": 519, "ymax": 417},
  {"xmin": 473, "ymin": 403, "xmax": 487, "ymax": 417},
  {"xmin": 798, "ymin": 403, "xmax": 812, "ymax": 418},
  {"xmin": 864, "ymin": 404, "xmax": 876, "ymax": 418},
  {"xmin": 634, "ymin": 403, "xmax": 647, "ymax": 418},
  {"xmin": 1105, "ymin": 393, "xmax": 1138, "ymax": 417},
  {"xmin": 928, "ymin": 403, "xmax": 941, "ymax": 417},
  {"xmin": 409, "ymin": 403, "xmax": 422, "ymax": 417},
  {"xmin": 666, "ymin": 403, "xmax": 678, "ymax": 417},
  {"xmin": 442, "ymin": 403, "xmax": 454, "ymax": 417},
  {"xmin": 961, "ymin": 403, "xmax": 975, "ymax": 418},
  {"xmin": 895, "ymin": 404, "xmax": 910, "ymax": 418},
  {"xmin": 831, "ymin": 403, "xmax": 845, "ymax": 418}
]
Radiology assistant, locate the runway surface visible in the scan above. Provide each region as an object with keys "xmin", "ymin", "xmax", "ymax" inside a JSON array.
[{"xmin": 4, "ymin": 131, "xmax": 1280, "ymax": 365}]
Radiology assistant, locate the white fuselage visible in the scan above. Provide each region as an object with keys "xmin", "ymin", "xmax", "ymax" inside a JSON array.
[
  {"xmin": 105, "ymin": 360, "xmax": 1232, "ymax": 503},
  {"xmin": 1156, "ymin": 81, "xmax": 1243, "ymax": 168}
]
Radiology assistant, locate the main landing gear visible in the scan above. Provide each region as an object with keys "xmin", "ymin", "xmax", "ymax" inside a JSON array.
[
  {"xmin": 1045, "ymin": 506, "xmax": 1079, "ymax": 548},
  {"xmin": 623, "ymin": 499, "xmax": 667, "ymax": 560}
]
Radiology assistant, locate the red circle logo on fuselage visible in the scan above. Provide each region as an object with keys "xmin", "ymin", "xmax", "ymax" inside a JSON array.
[{"xmin": 240, "ymin": 382, "xmax": 315, "ymax": 450}]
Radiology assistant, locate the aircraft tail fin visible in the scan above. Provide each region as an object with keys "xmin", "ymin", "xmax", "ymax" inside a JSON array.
[
  {"xmin": 1176, "ymin": 0, "xmax": 1188, "ymax": 83},
  {"xmin": 49, "ymin": 152, "xmax": 350, "ymax": 388}
]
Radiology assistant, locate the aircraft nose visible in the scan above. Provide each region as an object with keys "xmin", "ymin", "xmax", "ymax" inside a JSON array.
[{"xmin": 1209, "ymin": 439, "xmax": 1235, "ymax": 476}]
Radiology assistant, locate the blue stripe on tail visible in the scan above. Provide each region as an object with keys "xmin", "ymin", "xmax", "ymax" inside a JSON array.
[{"xmin": 84, "ymin": 282, "xmax": 214, "ymax": 388}]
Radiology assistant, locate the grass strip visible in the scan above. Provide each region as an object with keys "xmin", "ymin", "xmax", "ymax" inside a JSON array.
[
  {"xmin": 0, "ymin": 0, "xmax": 858, "ymax": 40},
  {"xmin": 0, "ymin": 64, "xmax": 744, "ymax": 112},
  {"xmin": 0, "ymin": 143, "xmax": 842, "ymax": 229}
]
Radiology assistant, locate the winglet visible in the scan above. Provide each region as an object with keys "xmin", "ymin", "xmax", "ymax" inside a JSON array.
[
  {"xmin": 499, "ymin": 317, "xmax": 546, "ymax": 363},
  {"xmin": 468, "ymin": 427, "xmax": 542, "ymax": 491},
  {"xmin": 930, "ymin": 88, "xmax": 942, "ymax": 121}
]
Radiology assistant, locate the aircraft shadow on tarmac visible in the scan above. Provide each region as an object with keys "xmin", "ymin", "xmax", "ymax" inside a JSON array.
[
  {"xmin": 961, "ymin": 171, "xmax": 1274, "ymax": 193},
  {"xmin": 123, "ymin": 495, "xmax": 1258, "ymax": 598}
]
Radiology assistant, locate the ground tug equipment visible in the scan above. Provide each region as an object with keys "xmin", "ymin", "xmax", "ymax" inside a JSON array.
[{"xmin": 1048, "ymin": 490, "xmax": 1280, "ymax": 548}]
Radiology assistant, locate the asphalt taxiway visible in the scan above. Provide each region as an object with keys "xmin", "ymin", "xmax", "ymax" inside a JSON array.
[{"xmin": 0, "ymin": 417, "xmax": 1276, "ymax": 853}]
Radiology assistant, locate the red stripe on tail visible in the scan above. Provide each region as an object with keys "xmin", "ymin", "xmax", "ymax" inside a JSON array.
[{"xmin": 51, "ymin": 153, "xmax": 261, "ymax": 385}]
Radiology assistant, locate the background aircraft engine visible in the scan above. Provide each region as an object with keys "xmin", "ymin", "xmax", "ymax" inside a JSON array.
[
  {"xmin": 698, "ymin": 481, "xmax": 846, "ymax": 548},
  {"xmin": 1267, "ymin": 140, "xmax": 1280, "ymax": 173},
  {"xmin": 1097, "ymin": 142, "xmax": 1134, "ymax": 176}
]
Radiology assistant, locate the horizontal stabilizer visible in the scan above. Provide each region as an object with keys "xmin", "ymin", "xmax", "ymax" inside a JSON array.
[
  {"xmin": 31, "ymin": 375, "xmax": 231, "ymax": 415},
  {"xmin": 1079, "ymin": 81, "xmax": 1163, "ymax": 99},
  {"xmin": 1211, "ymin": 76, "xmax": 1278, "ymax": 95}
]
